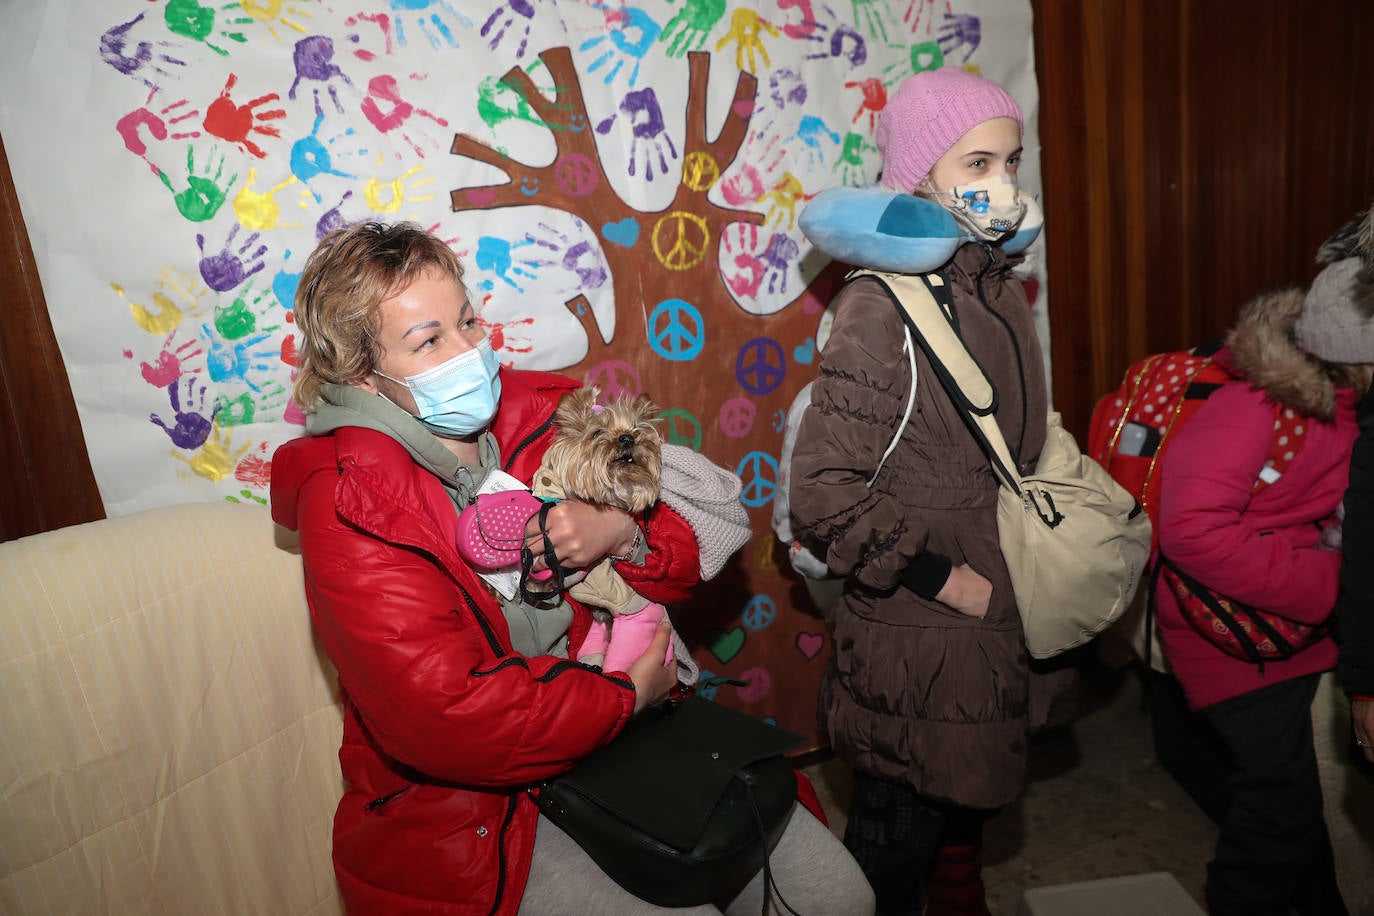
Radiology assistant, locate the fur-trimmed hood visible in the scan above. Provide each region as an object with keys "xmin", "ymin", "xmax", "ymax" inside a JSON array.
[{"xmin": 1225, "ymin": 287, "xmax": 1339, "ymax": 421}]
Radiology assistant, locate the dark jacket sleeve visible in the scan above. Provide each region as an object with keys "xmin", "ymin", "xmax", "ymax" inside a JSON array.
[
  {"xmin": 1339, "ymin": 386, "xmax": 1374, "ymax": 694},
  {"xmin": 788, "ymin": 279, "xmax": 940, "ymax": 591}
]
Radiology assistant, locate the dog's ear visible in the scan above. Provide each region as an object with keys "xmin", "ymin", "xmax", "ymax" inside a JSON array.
[
  {"xmin": 554, "ymin": 386, "xmax": 599, "ymax": 435},
  {"xmin": 629, "ymin": 392, "xmax": 661, "ymax": 423}
]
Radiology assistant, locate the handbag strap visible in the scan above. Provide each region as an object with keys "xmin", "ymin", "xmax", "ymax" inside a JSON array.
[{"xmin": 856, "ymin": 269, "xmax": 1027, "ymax": 493}]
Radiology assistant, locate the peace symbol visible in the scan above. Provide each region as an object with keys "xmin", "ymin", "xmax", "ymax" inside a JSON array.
[
  {"xmin": 735, "ymin": 338, "xmax": 786, "ymax": 396},
  {"xmin": 648, "ymin": 299, "xmax": 705, "ymax": 361},
  {"xmin": 659, "ymin": 408, "xmax": 702, "ymax": 451},
  {"xmin": 651, "ymin": 211, "xmax": 710, "ymax": 272},
  {"xmin": 735, "ymin": 666, "xmax": 772, "ymax": 704},
  {"xmin": 583, "ymin": 360, "xmax": 642, "ymax": 400},
  {"xmin": 741, "ymin": 594, "xmax": 778, "ymax": 632},
  {"xmin": 736, "ymin": 451, "xmax": 779, "ymax": 507},
  {"xmin": 682, "ymin": 151, "xmax": 721, "ymax": 192},
  {"xmin": 719, "ymin": 397, "xmax": 756, "ymax": 438},
  {"xmin": 555, "ymin": 153, "xmax": 600, "ymax": 197}
]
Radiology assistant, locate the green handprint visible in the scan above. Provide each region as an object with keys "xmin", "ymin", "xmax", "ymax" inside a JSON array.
[
  {"xmin": 225, "ymin": 489, "xmax": 267, "ymax": 506},
  {"xmin": 158, "ymin": 145, "xmax": 237, "ymax": 222},
  {"xmin": 834, "ymin": 132, "xmax": 876, "ymax": 184},
  {"xmin": 164, "ymin": 0, "xmax": 250, "ymax": 57},
  {"xmin": 476, "ymin": 75, "xmax": 547, "ymax": 130},
  {"xmin": 213, "ymin": 380, "xmax": 286, "ymax": 426},
  {"xmin": 851, "ymin": 0, "xmax": 889, "ymax": 45},
  {"xmin": 660, "ymin": 0, "xmax": 726, "ymax": 58},
  {"xmin": 214, "ymin": 283, "xmax": 280, "ymax": 340}
]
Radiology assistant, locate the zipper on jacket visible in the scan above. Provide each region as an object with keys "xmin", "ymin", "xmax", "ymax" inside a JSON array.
[
  {"xmin": 363, "ymin": 784, "xmax": 414, "ymax": 814},
  {"xmin": 486, "ymin": 794, "xmax": 520, "ymax": 916},
  {"xmin": 504, "ymin": 413, "xmax": 556, "ymax": 473}
]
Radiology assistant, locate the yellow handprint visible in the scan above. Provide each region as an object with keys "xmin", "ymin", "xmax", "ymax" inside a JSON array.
[
  {"xmin": 760, "ymin": 172, "xmax": 806, "ymax": 230},
  {"xmin": 713, "ymin": 8, "xmax": 779, "ymax": 74},
  {"xmin": 364, "ymin": 155, "xmax": 434, "ymax": 214},
  {"xmin": 174, "ymin": 420, "xmax": 251, "ymax": 482},
  {"xmin": 238, "ymin": 0, "xmax": 312, "ymax": 35},
  {"xmin": 113, "ymin": 268, "xmax": 209, "ymax": 335},
  {"xmin": 234, "ymin": 168, "xmax": 300, "ymax": 230}
]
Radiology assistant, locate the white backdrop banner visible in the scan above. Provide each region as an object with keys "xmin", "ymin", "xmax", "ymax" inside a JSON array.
[{"xmin": 0, "ymin": 0, "xmax": 1042, "ymax": 516}]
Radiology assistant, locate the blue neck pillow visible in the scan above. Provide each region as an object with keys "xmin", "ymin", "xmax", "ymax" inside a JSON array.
[{"xmin": 798, "ymin": 185, "xmax": 1042, "ymax": 274}]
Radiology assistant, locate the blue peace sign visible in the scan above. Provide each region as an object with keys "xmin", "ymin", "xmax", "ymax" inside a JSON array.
[
  {"xmin": 648, "ymin": 298, "xmax": 704, "ymax": 361},
  {"xmin": 736, "ymin": 338, "xmax": 786, "ymax": 395},
  {"xmin": 736, "ymin": 451, "xmax": 779, "ymax": 507},
  {"xmin": 741, "ymin": 595, "xmax": 778, "ymax": 632}
]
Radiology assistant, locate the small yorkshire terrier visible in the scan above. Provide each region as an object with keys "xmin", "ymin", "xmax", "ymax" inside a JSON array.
[
  {"xmin": 537, "ymin": 386, "xmax": 663, "ymax": 514},
  {"xmin": 531, "ymin": 386, "xmax": 672, "ymax": 672}
]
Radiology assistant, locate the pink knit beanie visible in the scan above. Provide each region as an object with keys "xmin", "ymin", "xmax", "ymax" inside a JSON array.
[{"xmin": 876, "ymin": 67, "xmax": 1024, "ymax": 192}]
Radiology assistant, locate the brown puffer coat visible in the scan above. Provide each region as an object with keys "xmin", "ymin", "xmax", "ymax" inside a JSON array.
[{"xmin": 790, "ymin": 242, "xmax": 1048, "ymax": 809}]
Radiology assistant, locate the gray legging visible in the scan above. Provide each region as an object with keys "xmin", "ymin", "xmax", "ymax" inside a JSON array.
[{"xmin": 517, "ymin": 802, "xmax": 876, "ymax": 915}]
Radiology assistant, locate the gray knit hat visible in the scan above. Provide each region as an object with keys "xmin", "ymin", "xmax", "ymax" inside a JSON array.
[
  {"xmin": 1294, "ymin": 258, "xmax": 1374, "ymax": 364},
  {"xmin": 656, "ymin": 444, "xmax": 754, "ymax": 581}
]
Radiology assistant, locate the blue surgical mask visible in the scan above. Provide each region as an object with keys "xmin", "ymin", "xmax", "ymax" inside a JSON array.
[{"xmin": 376, "ymin": 338, "xmax": 502, "ymax": 437}]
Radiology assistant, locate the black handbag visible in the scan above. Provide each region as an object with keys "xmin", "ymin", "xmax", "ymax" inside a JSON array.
[{"xmin": 532, "ymin": 693, "xmax": 805, "ymax": 908}]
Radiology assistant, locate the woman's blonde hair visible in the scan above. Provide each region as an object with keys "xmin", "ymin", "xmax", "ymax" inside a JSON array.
[{"xmin": 291, "ymin": 221, "xmax": 466, "ymax": 411}]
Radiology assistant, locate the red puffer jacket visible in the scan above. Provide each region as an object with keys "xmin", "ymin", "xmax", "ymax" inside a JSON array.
[{"xmin": 270, "ymin": 368, "xmax": 701, "ymax": 915}]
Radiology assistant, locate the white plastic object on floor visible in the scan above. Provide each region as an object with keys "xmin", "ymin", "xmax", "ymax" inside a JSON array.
[{"xmin": 1018, "ymin": 871, "xmax": 1205, "ymax": 916}]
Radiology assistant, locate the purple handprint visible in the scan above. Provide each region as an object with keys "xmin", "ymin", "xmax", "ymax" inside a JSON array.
[
  {"xmin": 804, "ymin": 22, "xmax": 866, "ymax": 67},
  {"xmin": 289, "ymin": 35, "xmax": 356, "ymax": 114},
  {"xmin": 762, "ymin": 232, "xmax": 800, "ymax": 296},
  {"xmin": 100, "ymin": 12, "xmax": 186, "ymax": 89},
  {"xmin": 150, "ymin": 377, "xmax": 217, "ymax": 449},
  {"xmin": 768, "ymin": 68, "xmax": 807, "ymax": 109},
  {"xmin": 622, "ymin": 88, "xmax": 678, "ymax": 180},
  {"xmin": 482, "ymin": 0, "xmax": 537, "ymax": 57},
  {"xmin": 204, "ymin": 326, "xmax": 279, "ymax": 392},
  {"xmin": 938, "ymin": 12, "xmax": 980, "ymax": 63},
  {"xmin": 315, "ymin": 190, "xmax": 356, "ymax": 240},
  {"xmin": 197, "ymin": 225, "xmax": 268, "ymax": 292}
]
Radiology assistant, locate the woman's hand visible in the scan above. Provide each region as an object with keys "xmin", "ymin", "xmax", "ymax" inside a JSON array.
[
  {"xmin": 627, "ymin": 619, "xmax": 677, "ymax": 713},
  {"xmin": 936, "ymin": 564, "xmax": 993, "ymax": 618},
  {"xmin": 1354, "ymin": 698, "xmax": 1374, "ymax": 764},
  {"xmin": 525, "ymin": 500, "xmax": 637, "ymax": 573}
]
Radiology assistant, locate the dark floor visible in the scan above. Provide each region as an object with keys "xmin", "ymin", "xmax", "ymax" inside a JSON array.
[{"xmin": 802, "ymin": 663, "xmax": 1219, "ymax": 914}]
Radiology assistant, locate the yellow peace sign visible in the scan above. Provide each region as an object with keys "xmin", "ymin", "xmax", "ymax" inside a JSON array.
[
  {"xmin": 651, "ymin": 211, "xmax": 711, "ymax": 272},
  {"xmin": 681, "ymin": 152, "xmax": 720, "ymax": 192}
]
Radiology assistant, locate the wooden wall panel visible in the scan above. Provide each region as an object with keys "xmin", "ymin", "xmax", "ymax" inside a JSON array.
[
  {"xmin": 0, "ymin": 134, "xmax": 104, "ymax": 541},
  {"xmin": 1034, "ymin": 0, "xmax": 1374, "ymax": 441}
]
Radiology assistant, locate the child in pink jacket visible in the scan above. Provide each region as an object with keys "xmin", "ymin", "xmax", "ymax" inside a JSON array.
[{"xmin": 1156, "ymin": 257, "xmax": 1374, "ymax": 916}]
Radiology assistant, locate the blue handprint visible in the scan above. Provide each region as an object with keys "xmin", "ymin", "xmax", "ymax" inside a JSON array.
[
  {"xmin": 388, "ymin": 0, "xmax": 473, "ymax": 49},
  {"xmin": 203, "ymin": 326, "xmax": 279, "ymax": 392},
  {"xmin": 150, "ymin": 376, "xmax": 218, "ymax": 449},
  {"xmin": 474, "ymin": 236, "xmax": 552, "ymax": 293},
  {"xmin": 793, "ymin": 115, "xmax": 842, "ymax": 168},
  {"xmin": 481, "ymin": 0, "xmax": 537, "ymax": 57},
  {"xmin": 197, "ymin": 225, "xmax": 268, "ymax": 293},
  {"xmin": 581, "ymin": 5, "xmax": 661, "ymax": 86},
  {"xmin": 100, "ymin": 11, "xmax": 187, "ymax": 90},
  {"xmin": 621, "ymin": 88, "xmax": 678, "ymax": 181},
  {"xmin": 291, "ymin": 111, "xmax": 361, "ymax": 197},
  {"xmin": 288, "ymin": 35, "xmax": 356, "ymax": 114}
]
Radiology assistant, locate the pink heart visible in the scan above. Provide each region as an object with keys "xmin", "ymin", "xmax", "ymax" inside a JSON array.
[
  {"xmin": 466, "ymin": 187, "xmax": 496, "ymax": 207},
  {"xmin": 732, "ymin": 98, "xmax": 755, "ymax": 118},
  {"xmin": 796, "ymin": 632, "xmax": 825, "ymax": 660}
]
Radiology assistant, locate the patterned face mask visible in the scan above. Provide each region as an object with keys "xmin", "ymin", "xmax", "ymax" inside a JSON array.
[{"xmin": 938, "ymin": 172, "xmax": 1029, "ymax": 242}]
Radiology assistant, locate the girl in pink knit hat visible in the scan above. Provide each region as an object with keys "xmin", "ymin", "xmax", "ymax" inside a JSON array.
[{"xmin": 791, "ymin": 66, "xmax": 1067, "ymax": 916}]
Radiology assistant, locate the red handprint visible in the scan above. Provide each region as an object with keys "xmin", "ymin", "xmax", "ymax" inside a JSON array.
[
  {"xmin": 846, "ymin": 77, "xmax": 887, "ymax": 129},
  {"xmin": 203, "ymin": 73, "xmax": 286, "ymax": 159}
]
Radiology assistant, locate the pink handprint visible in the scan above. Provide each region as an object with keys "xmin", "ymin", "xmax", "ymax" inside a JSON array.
[
  {"xmin": 361, "ymin": 74, "xmax": 449, "ymax": 158},
  {"xmin": 203, "ymin": 73, "xmax": 286, "ymax": 159},
  {"xmin": 100, "ymin": 12, "xmax": 187, "ymax": 89},
  {"xmin": 151, "ymin": 377, "xmax": 218, "ymax": 449},
  {"xmin": 344, "ymin": 12, "xmax": 395, "ymax": 61},
  {"xmin": 117, "ymin": 89, "xmax": 201, "ymax": 176},
  {"xmin": 139, "ymin": 330, "xmax": 205, "ymax": 387},
  {"xmin": 197, "ymin": 225, "xmax": 268, "ymax": 293}
]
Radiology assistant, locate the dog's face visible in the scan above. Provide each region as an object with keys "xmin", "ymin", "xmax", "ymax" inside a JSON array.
[{"xmin": 542, "ymin": 386, "xmax": 662, "ymax": 514}]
